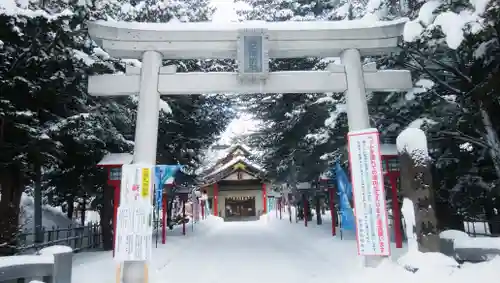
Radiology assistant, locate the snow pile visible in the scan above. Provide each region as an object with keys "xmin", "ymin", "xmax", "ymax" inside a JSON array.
[
  {"xmin": 408, "ymin": 118, "xmax": 438, "ymax": 129},
  {"xmin": 440, "ymin": 229, "xmax": 470, "ymax": 240},
  {"xmin": 405, "ymin": 79, "xmax": 435, "ymax": 100},
  {"xmin": 453, "ymin": 235, "xmax": 500, "ymax": 250},
  {"xmin": 346, "ymin": 251, "xmax": 499, "ymax": 283},
  {"xmin": 396, "ymin": 127, "xmax": 430, "ymax": 166},
  {"xmin": 403, "ymin": 0, "xmax": 492, "ymax": 49},
  {"xmin": 39, "ymin": 245, "xmax": 73, "ymax": 255},
  {"xmin": 19, "ymin": 193, "xmax": 75, "ymax": 231},
  {"xmin": 0, "ymin": 254, "xmax": 54, "ymax": 268},
  {"xmin": 401, "ymin": 198, "xmax": 417, "ymax": 251},
  {"xmin": 398, "ymin": 250, "xmax": 459, "ymax": 273}
]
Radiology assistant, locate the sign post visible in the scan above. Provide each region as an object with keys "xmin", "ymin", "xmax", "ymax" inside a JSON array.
[
  {"xmin": 114, "ymin": 164, "xmax": 154, "ymax": 283},
  {"xmin": 347, "ymin": 129, "xmax": 391, "ymax": 266}
]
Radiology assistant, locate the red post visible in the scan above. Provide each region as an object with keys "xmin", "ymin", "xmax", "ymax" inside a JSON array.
[
  {"xmin": 112, "ymin": 183, "xmax": 120, "ymax": 256},
  {"xmin": 279, "ymin": 199, "xmax": 282, "ymax": 219},
  {"xmin": 162, "ymin": 191, "xmax": 167, "ymax": 244},
  {"xmin": 390, "ymin": 173, "xmax": 403, "ymax": 248},
  {"xmin": 304, "ymin": 196, "xmax": 308, "ymax": 227},
  {"xmin": 201, "ymin": 201, "xmax": 205, "ymax": 219},
  {"xmin": 213, "ymin": 183, "xmax": 219, "ymax": 216},
  {"xmin": 262, "ymin": 183, "xmax": 267, "ymax": 214},
  {"xmin": 329, "ymin": 188, "xmax": 336, "ymax": 236}
]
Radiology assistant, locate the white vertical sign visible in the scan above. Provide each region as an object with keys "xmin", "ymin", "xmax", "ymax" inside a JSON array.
[
  {"xmin": 115, "ymin": 164, "xmax": 154, "ymax": 261},
  {"xmin": 120, "ymin": 165, "xmax": 153, "ymax": 206},
  {"xmin": 347, "ymin": 128, "xmax": 391, "ymax": 256}
]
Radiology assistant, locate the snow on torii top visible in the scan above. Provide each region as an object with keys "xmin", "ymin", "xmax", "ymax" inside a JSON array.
[{"xmin": 87, "ymin": 18, "xmax": 408, "ymax": 59}]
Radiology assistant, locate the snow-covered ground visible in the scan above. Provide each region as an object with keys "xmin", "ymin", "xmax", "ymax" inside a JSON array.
[{"xmin": 66, "ymin": 210, "xmax": 499, "ymax": 283}]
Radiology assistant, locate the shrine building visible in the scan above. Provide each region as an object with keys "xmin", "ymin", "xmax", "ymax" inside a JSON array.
[{"xmin": 200, "ymin": 144, "xmax": 269, "ymax": 221}]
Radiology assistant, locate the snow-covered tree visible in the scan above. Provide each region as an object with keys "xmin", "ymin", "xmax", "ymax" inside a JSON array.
[{"xmin": 0, "ymin": 0, "xmax": 233, "ymax": 253}]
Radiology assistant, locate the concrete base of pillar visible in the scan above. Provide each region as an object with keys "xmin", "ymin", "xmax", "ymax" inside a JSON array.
[
  {"xmin": 122, "ymin": 261, "xmax": 147, "ymax": 283},
  {"xmin": 363, "ymin": 255, "xmax": 387, "ymax": 268}
]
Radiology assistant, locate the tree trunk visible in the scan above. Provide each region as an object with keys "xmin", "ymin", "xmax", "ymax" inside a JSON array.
[
  {"xmin": 34, "ymin": 162, "xmax": 43, "ymax": 243},
  {"xmin": 315, "ymin": 195, "xmax": 322, "ymax": 225},
  {"xmin": 66, "ymin": 197, "xmax": 74, "ymax": 220},
  {"xmin": 81, "ymin": 197, "xmax": 87, "ymax": 227},
  {"xmin": 0, "ymin": 166, "xmax": 23, "ymax": 255},
  {"xmin": 480, "ymin": 106, "xmax": 500, "ymax": 186},
  {"xmin": 100, "ymin": 185, "xmax": 113, "ymax": 251}
]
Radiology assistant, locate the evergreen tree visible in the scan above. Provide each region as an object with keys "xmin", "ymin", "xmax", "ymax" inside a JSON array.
[{"xmin": 0, "ymin": 0, "xmax": 233, "ymax": 253}]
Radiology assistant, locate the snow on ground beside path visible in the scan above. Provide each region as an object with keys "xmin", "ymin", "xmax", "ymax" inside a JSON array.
[{"xmin": 267, "ymin": 209, "xmax": 500, "ymax": 283}]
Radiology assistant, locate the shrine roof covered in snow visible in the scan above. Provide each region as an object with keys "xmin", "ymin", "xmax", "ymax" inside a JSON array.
[
  {"xmin": 97, "ymin": 153, "xmax": 133, "ymax": 166},
  {"xmin": 200, "ymin": 144, "xmax": 266, "ymax": 186}
]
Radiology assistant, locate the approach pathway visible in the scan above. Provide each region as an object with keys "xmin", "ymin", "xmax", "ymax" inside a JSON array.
[{"xmin": 151, "ymin": 217, "xmax": 359, "ymax": 283}]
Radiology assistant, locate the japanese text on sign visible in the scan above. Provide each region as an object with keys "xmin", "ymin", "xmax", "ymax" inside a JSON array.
[
  {"xmin": 114, "ymin": 205, "xmax": 153, "ymax": 261},
  {"xmin": 115, "ymin": 164, "xmax": 154, "ymax": 262},
  {"xmin": 141, "ymin": 168, "xmax": 150, "ymax": 198},
  {"xmin": 347, "ymin": 129, "xmax": 390, "ymax": 256}
]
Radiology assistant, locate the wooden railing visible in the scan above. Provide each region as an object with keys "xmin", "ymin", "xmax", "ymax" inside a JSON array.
[{"xmin": 16, "ymin": 222, "xmax": 102, "ymax": 254}]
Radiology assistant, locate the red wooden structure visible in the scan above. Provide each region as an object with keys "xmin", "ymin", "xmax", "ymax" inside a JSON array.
[
  {"xmin": 381, "ymin": 154, "xmax": 403, "ymax": 248},
  {"xmin": 96, "ymin": 153, "xmax": 133, "ymax": 255},
  {"xmin": 199, "ymin": 144, "xmax": 268, "ymax": 220},
  {"xmin": 320, "ymin": 148, "xmax": 402, "ymax": 248}
]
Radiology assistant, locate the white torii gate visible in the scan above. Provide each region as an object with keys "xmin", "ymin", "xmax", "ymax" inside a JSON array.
[{"xmin": 88, "ymin": 19, "xmax": 412, "ymax": 279}]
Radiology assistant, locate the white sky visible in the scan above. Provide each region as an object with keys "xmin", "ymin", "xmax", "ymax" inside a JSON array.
[
  {"xmin": 209, "ymin": 1, "xmax": 257, "ymax": 145},
  {"xmin": 219, "ymin": 113, "xmax": 258, "ymax": 144}
]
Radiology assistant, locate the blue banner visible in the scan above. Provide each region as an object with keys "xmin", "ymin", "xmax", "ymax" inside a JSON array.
[
  {"xmin": 154, "ymin": 165, "xmax": 182, "ymax": 208},
  {"xmin": 267, "ymin": 197, "xmax": 275, "ymax": 212},
  {"xmin": 334, "ymin": 162, "xmax": 355, "ymax": 231}
]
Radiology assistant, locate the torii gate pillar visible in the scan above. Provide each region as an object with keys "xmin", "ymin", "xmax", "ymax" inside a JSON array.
[
  {"xmin": 342, "ymin": 49, "xmax": 370, "ymax": 131},
  {"xmin": 133, "ymin": 51, "xmax": 162, "ymax": 163}
]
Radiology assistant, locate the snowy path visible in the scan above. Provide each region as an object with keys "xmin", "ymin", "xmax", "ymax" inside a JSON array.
[
  {"xmin": 150, "ymin": 217, "xmax": 360, "ymax": 283},
  {"xmin": 72, "ymin": 214, "xmax": 409, "ymax": 283}
]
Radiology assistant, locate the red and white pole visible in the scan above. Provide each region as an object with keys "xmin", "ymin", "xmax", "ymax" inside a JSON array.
[
  {"xmin": 112, "ymin": 183, "xmax": 120, "ymax": 256},
  {"xmin": 162, "ymin": 191, "xmax": 167, "ymax": 244}
]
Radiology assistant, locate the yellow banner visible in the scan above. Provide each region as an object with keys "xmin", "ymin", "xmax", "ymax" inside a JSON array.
[{"xmin": 141, "ymin": 168, "xmax": 150, "ymax": 198}]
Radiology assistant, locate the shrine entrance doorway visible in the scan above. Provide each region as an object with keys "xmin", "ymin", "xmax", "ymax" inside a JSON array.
[{"xmin": 225, "ymin": 196, "xmax": 257, "ymax": 221}]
